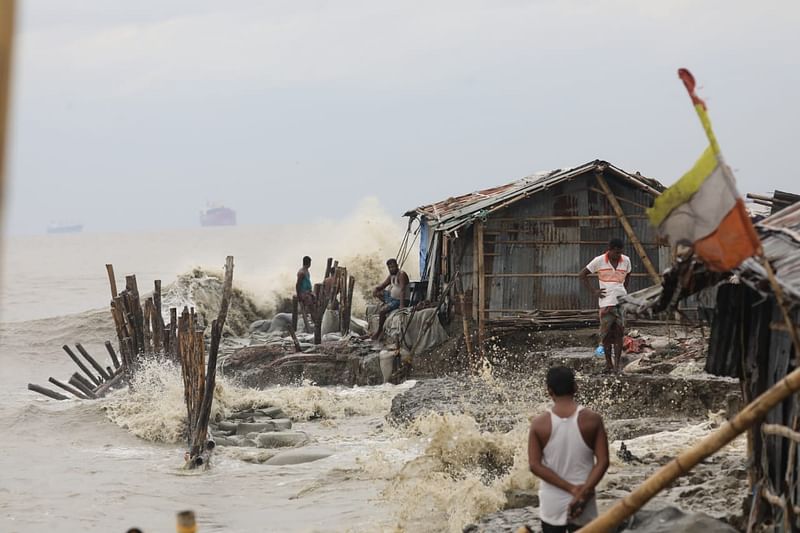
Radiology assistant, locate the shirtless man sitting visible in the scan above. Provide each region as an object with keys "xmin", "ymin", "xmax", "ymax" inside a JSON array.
[{"xmin": 371, "ymin": 258, "xmax": 409, "ymax": 340}]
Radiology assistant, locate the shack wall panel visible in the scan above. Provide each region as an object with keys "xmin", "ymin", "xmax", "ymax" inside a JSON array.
[{"xmin": 438, "ymin": 170, "xmax": 664, "ymax": 316}]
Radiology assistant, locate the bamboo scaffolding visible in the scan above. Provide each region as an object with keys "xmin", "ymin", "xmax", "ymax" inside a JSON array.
[{"xmin": 578, "ymin": 361, "xmax": 800, "ymax": 532}]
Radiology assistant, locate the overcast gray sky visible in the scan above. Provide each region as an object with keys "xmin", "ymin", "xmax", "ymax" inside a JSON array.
[{"xmin": 4, "ymin": 0, "xmax": 799, "ymax": 234}]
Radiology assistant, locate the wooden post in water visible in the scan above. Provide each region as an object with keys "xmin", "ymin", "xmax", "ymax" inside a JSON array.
[
  {"xmin": 313, "ymin": 283, "xmax": 323, "ymax": 345},
  {"xmin": 344, "ymin": 275, "xmax": 355, "ymax": 335},
  {"xmin": 153, "ymin": 280, "xmax": 165, "ymax": 352},
  {"xmin": 104, "ymin": 341, "xmax": 121, "ymax": 369},
  {"xmin": 75, "ymin": 343, "xmax": 111, "ymax": 381},
  {"xmin": 168, "ymin": 307, "xmax": 178, "ymax": 357},
  {"xmin": 48, "ymin": 377, "xmax": 89, "ymax": 399},
  {"xmin": 176, "ymin": 511, "xmax": 197, "ymax": 533},
  {"xmin": 28, "ymin": 383, "xmax": 68, "ymax": 401},
  {"xmin": 179, "ymin": 256, "xmax": 234, "ymax": 469},
  {"xmin": 69, "ymin": 373, "xmax": 98, "ymax": 399},
  {"xmin": 62, "ymin": 345, "xmax": 101, "ymax": 386},
  {"xmin": 142, "ymin": 297, "xmax": 153, "ymax": 354},
  {"xmin": 105, "ymin": 264, "xmax": 118, "ymax": 299}
]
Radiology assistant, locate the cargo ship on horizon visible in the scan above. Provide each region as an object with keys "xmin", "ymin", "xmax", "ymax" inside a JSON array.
[
  {"xmin": 200, "ymin": 204, "xmax": 237, "ymax": 227},
  {"xmin": 46, "ymin": 222, "xmax": 83, "ymax": 234}
]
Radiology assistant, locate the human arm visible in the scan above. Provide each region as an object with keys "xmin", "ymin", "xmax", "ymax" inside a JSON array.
[
  {"xmin": 372, "ymin": 276, "xmax": 391, "ymax": 298},
  {"xmin": 296, "ymin": 272, "xmax": 304, "ymax": 297},
  {"xmin": 579, "ymin": 267, "xmax": 605, "ymax": 299},
  {"xmin": 398, "ymin": 271, "xmax": 410, "ymax": 307},
  {"xmin": 569, "ymin": 412, "xmax": 610, "ymax": 518},
  {"xmin": 624, "ymin": 271, "xmax": 631, "ymax": 290},
  {"xmin": 528, "ymin": 420, "xmax": 578, "ymax": 495}
]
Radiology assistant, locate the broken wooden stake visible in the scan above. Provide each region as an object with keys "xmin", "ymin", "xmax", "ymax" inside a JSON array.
[
  {"xmin": 48, "ymin": 377, "xmax": 89, "ymax": 400},
  {"xmin": 75, "ymin": 343, "xmax": 111, "ymax": 381},
  {"xmin": 28, "ymin": 383, "xmax": 68, "ymax": 401},
  {"xmin": 63, "ymin": 345, "xmax": 101, "ymax": 386}
]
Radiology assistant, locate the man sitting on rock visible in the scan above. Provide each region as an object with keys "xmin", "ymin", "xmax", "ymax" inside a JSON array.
[
  {"xmin": 528, "ymin": 366, "xmax": 609, "ymax": 533},
  {"xmin": 371, "ymin": 258, "xmax": 410, "ymax": 340}
]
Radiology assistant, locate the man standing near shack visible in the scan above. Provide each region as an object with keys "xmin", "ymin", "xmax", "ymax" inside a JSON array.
[
  {"xmin": 528, "ymin": 366, "xmax": 609, "ymax": 532},
  {"xmin": 579, "ymin": 238, "xmax": 631, "ymax": 373},
  {"xmin": 371, "ymin": 258, "xmax": 410, "ymax": 340},
  {"xmin": 296, "ymin": 256, "xmax": 315, "ymax": 331}
]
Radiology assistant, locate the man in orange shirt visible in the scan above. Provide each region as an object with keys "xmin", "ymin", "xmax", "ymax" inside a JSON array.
[{"xmin": 579, "ymin": 238, "xmax": 631, "ymax": 372}]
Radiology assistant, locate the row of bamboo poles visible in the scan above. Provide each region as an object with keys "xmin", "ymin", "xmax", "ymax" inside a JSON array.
[
  {"xmin": 27, "ymin": 257, "xmax": 236, "ymax": 471},
  {"xmin": 27, "ymin": 264, "xmax": 167, "ymax": 401},
  {"xmin": 179, "ymin": 256, "xmax": 234, "ymax": 469},
  {"xmin": 291, "ymin": 257, "xmax": 356, "ymax": 348}
]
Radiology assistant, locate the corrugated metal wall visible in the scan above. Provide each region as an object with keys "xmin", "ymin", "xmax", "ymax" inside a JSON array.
[{"xmin": 448, "ymin": 170, "xmax": 666, "ymax": 319}]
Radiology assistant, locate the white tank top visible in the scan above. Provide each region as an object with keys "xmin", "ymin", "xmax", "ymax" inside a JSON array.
[
  {"xmin": 389, "ymin": 272, "xmax": 409, "ymax": 300},
  {"xmin": 538, "ymin": 406, "xmax": 599, "ymax": 526}
]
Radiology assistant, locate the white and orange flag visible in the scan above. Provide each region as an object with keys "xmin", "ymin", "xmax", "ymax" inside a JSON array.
[{"xmin": 647, "ymin": 68, "xmax": 762, "ymax": 271}]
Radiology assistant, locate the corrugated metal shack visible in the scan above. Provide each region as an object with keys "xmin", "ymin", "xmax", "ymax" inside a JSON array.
[
  {"xmin": 623, "ymin": 201, "xmax": 800, "ymax": 530},
  {"xmin": 404, "ymin": 160, "xmax": 669, "ymax": 337},
  {"xmin": 708, "ymin": 203, "xmax": 800, "ymax": 530}
]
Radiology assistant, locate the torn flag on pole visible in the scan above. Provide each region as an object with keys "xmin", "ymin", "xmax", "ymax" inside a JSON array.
[{"xmin": 647, "ymin": 68, "xmax": 762, "ymax": 272}]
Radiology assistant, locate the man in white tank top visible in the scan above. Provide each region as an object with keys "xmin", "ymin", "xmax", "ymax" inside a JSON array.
[{"xmin": 528, "ymin": 367, "xmax": 609, "ymax": 532}]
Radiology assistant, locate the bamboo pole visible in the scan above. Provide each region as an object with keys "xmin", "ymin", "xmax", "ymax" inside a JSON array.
[
  {"xmin": 476, "ymin": 221, "xmax": 486, "ymax": 352},
  {"xmin": 578, "ymin": 362, "xmax": 800, "ymax": 532},
  {"xmin": 62, "ymin": 345, "xmax": 101, "ymax": 386},
  {"xmin": 94, "ymin": 369, "xmax": 127, "ymax": 398},
  {"xmin": 595, "ymin": 170, "xmax": 660, "ymax": 284},
  {"xmin": 313, "ymin": 283, "xmax": 324, "ymax": 345},
  {"xmin": 48, "ymin": 377, "xmax": 89, "ymax": 399},
  {"xmin": 105, "ymin": 264, "xmax": 118, "ymax": 298},
  {"xmin": 143, "ymin": 297, "xmax": 153, "ymax": 354},
  {"xmin": 27, "ymin": 383, "xmax": 68, "ymax": 401},
  {"xmin": 153, "ymin": 279, "xmax": 165, "ymax": 352},
  {"xmin": 68, "ymin": 373, "xmax": 98, "ymax": 398},
  {"xmin": 455, "ymin": 276, "xmax": 473, "ymax": 359},
  {"xmin": 75, "ymin": 343, "xmax": 111, "ymax": 381},
  {"xmin": 0, "ymin": 0, "xmax": 14, "ymax": 239},
  {"xmin": 105, "ymin": 341, "xmax": 121, "ymax": 369},
  {"xmin": 188, "ymin": 256, "xmax": 234, "ymax": 464},
  {"xmin": 345, "ymin": 275, "xmax": 355, "ymax": 334}
]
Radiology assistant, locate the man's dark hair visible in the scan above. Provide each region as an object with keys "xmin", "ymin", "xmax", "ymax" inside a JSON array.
[
  {"xmin": 609, "ymin": 238, "xmax": 624, "ymax": 250},
  {"xmin": 546, "ymin": 366, "xmax": 576, "ymax": 396},
  {"xmin": 303, "ymin": 256, "xmax": 312, "ymax": 267},
  {"xmin": 386, "ymin": 258, "xmax": 398, "ymax": 266}
]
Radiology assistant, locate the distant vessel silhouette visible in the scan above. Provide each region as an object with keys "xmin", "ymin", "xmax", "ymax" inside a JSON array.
[
  {"xmin": 46, "ymin": 222, "xmax": 83, "ymax": 234},
  {"xmin": 200, "ymin": 204, "xmax": 236, "ymax": 227}
]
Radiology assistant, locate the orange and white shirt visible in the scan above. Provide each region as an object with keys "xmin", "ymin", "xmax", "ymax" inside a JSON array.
[{"xmin": 585, "ymin": 253, "xmax": 631, "ymax": 308}]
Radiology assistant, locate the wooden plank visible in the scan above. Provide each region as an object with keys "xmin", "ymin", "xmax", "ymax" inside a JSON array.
[
  {"xmin": 27, "ymin": 383, "xmax": 68, "ymax": 401},
  {"xmin": 595, "ymin": 171, "xmax": 660, "ymax": 283},
  {"xmin": 456, "ymin": 276, "xmax": 473, "ymax": 359},
  {"xmin": 476, "ymin": 221, "xmax": 485, "ymax": 351}
]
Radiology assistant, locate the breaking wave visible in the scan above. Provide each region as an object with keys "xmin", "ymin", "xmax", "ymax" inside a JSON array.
[{"xmin": 102, "ymin": 359, "xmax": 405, "ymax": 444}]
